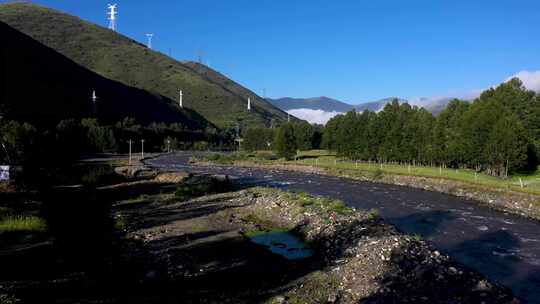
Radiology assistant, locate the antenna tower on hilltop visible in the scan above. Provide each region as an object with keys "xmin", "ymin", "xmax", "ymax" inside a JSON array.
[
  {"xmin": 107, "ymin": 4, "xmax": 118, "ymax": 32},
  {"xmin": 146, "ymin": 33, "xmax": 154, "ymax": 49}
]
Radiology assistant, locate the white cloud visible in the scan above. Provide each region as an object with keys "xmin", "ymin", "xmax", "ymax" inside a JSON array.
[
  {"xmin": 287, "ymin": 109, "xmax": 343, "ymax": 125},
  {"xmin": 506, "ymin": 70, "xmax": 540, "ymax": 92}
]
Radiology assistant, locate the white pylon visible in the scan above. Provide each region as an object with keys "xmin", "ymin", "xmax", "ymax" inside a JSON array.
[
  {"xmin": 247, "ymin": 97, "xmax": 251, "ymax": 111},
  {"xmin": 107, "ymin": 4, "xmax": 118, "ymax": 32},
  {"xmin": 179, "ymin": 90, "xmax": 183, "ymax": 108},
  {"xmin": 146, "ymin": 33, "xmax": 153, "ymax": 49},
  {"xmin": 92, "ymin": 90, "xmax": 98, "ymax": 114}
]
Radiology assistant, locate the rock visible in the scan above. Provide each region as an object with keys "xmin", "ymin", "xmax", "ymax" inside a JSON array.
[
  {"xmin": 274, "ymin": 296, "xmax": 286, "ymax": 304},
  {"xmin": 327, "ymin": 293, "xmax": 337, "ymax": 303},
  {"xmin": 154, "ymin": 172, "xmax": 188, "ymax": 183},
  {"xmin": 475, "ymin": 280, "xmax": 492, "ymax": 291},
  {"xmin": 448, "ymin": 266, "xmax": 458, "ymax": 274}
]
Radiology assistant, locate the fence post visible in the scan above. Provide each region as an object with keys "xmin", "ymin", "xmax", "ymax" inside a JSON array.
[{"xmin": 520, "ymin": 178, "xmax": 524, "ymax": 189}]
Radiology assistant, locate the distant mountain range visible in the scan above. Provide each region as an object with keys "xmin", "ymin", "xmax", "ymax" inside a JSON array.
[
  {"xmin": 354, "ymin": 97, "xmax": 409, "ymax": 112},
  {"xmin": 268, "ymin": 97, "xmax": 354, "ymax": 112},
  {"xmin": 268, "ymin": 97, "xmax": 408, "ymax": 124}
]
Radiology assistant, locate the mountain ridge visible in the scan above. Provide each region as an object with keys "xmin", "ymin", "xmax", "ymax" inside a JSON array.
[
  {"xmin": 0, "ymin": 3, "xmax": 290, "ymax": 128},
  {"xmin": 0, "ymin": 20, "xmax": 209, "ymax": 129}
]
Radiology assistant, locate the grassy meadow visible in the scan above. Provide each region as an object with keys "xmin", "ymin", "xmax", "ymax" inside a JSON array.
[{"xmin": 201, "ymin": 150, "xmax": 540, "ymax": 195}]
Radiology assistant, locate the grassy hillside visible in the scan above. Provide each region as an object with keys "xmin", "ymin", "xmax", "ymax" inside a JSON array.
[
  {"xmin": 0, "ymin": 3, "xmax": 291, "ymax": 128},
  {"xmin": 0, "ymin": 21, "xmax": 209, "ymax": 129}
]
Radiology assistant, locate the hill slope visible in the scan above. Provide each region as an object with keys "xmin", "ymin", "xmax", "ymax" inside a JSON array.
[
  {"xmin": 0, "ymin": 3, "xmax": 290, "ymax": 128},
  {"xmin": 0, "ymin": 21, "xmax": 208, "ymax": 129}
]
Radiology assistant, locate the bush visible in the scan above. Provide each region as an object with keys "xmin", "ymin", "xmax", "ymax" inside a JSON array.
[{"xmin": 175, "ymin": 175, "xmax": 233, "ymax": 200}]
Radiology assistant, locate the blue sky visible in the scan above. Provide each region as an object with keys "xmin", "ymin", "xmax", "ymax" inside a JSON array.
[{"xmin": 21, "ymin": 0, "xmax": 540, "ymax": 103}]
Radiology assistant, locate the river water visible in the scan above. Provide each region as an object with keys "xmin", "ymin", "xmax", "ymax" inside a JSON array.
[{"xmin": 146, "ymin": 153, "xmax": 540, "ymax": 303}]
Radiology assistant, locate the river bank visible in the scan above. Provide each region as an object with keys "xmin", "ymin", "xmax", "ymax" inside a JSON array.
[
  {"xmin": 114, "ymin": 177, "xmax": 517, "ymax": 303},
  {"xmin": 192, "ymin": 158, "xmax": 540, "ymax": 221}
]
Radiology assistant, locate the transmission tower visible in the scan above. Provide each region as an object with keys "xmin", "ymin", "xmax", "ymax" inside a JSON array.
[
  {"xmin": 107, "ymin": 4, "xmax": 118, "ymax": 32},
  {"xmin": 146, "ymin": 33, "xmax": 153, "ymax": 49},
  {"xmin": 179, "ymin": 90, "xmax": 183, "ymax": 108}
]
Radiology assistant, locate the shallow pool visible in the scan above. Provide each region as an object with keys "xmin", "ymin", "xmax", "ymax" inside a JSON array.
[{"xmin": 248, "ymin": 231, "xmax": 313, "ymax": 260}]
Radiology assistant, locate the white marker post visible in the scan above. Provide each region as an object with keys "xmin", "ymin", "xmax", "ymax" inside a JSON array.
[
  {"xmin": 128, "ymin": 140, "xmax": 133, "ymax": 165},
  {"xmin": 141, "ymin": 139, "xmax": 145, "ymax": 160}
]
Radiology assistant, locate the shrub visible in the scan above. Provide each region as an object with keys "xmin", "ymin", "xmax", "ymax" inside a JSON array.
[{"xmin": 175, "ymin": 175, "xmax": 233, "ymax": 200}]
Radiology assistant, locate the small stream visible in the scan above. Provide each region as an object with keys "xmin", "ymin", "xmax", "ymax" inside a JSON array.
[{"xmin": 147, "ymin": 152, "xmax": 540, "ymax": 304}]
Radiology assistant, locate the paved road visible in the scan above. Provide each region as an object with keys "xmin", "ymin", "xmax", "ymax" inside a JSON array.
[{"xmin": 147, "ymin": 152, "xmax": 540, "ymax": 304}]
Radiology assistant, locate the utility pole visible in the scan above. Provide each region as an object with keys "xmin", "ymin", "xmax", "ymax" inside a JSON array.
[
  {"xmin": 141, "ymin": 139, "xmax": 145, "ymax": 159},
  {"xmin": 128, "ymin": 139, "xmax": 132, "ymax": 165}
]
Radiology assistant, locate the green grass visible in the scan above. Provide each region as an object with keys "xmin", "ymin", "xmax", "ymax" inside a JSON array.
[
  {"xmin": 207, "ymin": 150, "xmax": 540, "ymax": 195},
  {"xmin": 293, "ymin": 153, "xmax": 540, "ymax": 194},
  {"xmin": 0, "ymin": 215, "xmax": 47, "ymax": 233},
  {"xmin": 286, "ymin": 190, "xmax": 354, "ymax": 216}
]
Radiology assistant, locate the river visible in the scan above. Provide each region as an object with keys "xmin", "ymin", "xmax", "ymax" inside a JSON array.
[{"xmin": 146, "ymin": 152, "xmax": 540, "ymax": 303}]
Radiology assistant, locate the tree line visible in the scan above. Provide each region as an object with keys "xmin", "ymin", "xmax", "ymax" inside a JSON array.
[
  {"xmin": 0, "ymin": 117, "xmax": 233, "ymax": 168},
  {"xmin": 242, "ymin": 122, "xmax": 323, "ymax": 159},
  {"xmin": 321, "ymin": 78, "xmax": 540, "ymax": 177}
]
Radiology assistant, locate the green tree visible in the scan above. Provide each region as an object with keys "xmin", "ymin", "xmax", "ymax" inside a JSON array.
[
  {"xmin": 483, "ymin": 114, "xmax": 528, "ymax": 176},
  {"xmin": 274, "ymin": 123, "xmax": 297, "ymax": 160},
  {"xmin": 293, "ymin": 122, "xmax": 315, "ymax": 151},
  {"xmin": 1, "ymin": 121, "xmax": 38, "ymax": 165},
  {"xmin": 243, "ymin": 127, "xmax": 274, "ymax": 151},
  {"xmin": 81, "ymin": 118, "xmax": 118, "ymax": 152}
]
